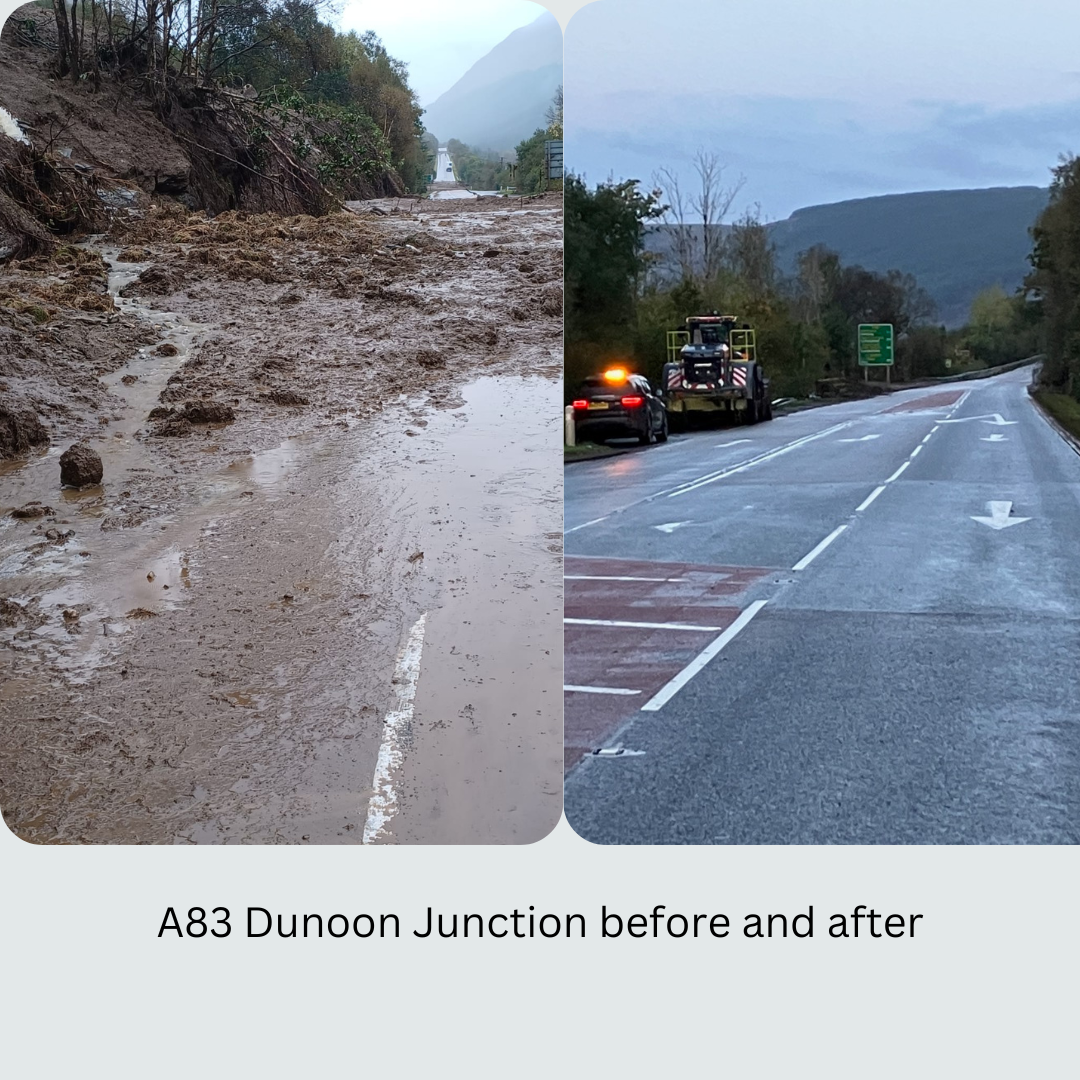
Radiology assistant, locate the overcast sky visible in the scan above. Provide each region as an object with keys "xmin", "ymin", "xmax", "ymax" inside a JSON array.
[
  {"xmin": 339, "ymin": 0, "xmax": 547, "ymax": 106},
  {"xmin": 566, "ymin": 0, "xmax": 1080, "ymax": 218}
]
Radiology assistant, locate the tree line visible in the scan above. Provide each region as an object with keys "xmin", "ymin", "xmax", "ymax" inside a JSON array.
[{"xmin": 565, "ymin": 152, "xmax": 1043, "ymax": 399}]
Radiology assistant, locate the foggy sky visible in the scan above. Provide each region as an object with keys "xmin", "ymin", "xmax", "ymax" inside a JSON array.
[{"xmin": 566, "ymin": 0, "xmax": 1080, "ymax": 217}]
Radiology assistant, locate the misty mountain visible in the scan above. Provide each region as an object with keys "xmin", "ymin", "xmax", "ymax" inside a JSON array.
[
  {"xmin": 645, "ymin": 186, "xmax": 1049, "ymax": 328},
  {"xmin": 422, "ymin": 11, "xmax": 562, "ymax": 152}
]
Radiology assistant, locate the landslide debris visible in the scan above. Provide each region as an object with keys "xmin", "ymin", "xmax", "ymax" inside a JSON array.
[{"xmin": 59, "ymin": 442, "xmax": 103, "ymax": 487}]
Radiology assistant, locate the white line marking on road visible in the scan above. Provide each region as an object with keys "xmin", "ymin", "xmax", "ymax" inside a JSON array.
[
  {"xmin": 363, "ymin": 612, "xmax": 427, "ymax": 845},
  {"xmin": 654, "ymin": 520, "xmax": 693, "ymax": 533},
  {"xmin": 564, "ymin": 575, "xmax": 686, "ymax": 583},
  {"xmin": 941, "ymin": 412, "xmax": 1017, "ymax": 426},
  {"xmin": 665, "ymin": 422, "xmax": 853, "ymax": 498},
  {"xmin": 910, "ymin": 445, "xmax": 922, "ymax": 457},
  {"xmin": 856, "ymin": 485, "xmax": 887, "ymax": 512},
  {"xmin": 640, "ymin": 600, "xmax": 768, "ymax": 711},
  {"xmin": 931, "ymin": 425, "xmax": 940, "ymax": 434},
  {"xmin": 565, "ymin": 618, "xmax": 724, "ymax": 632},
  {"xmin": 971, "ymin": 500, "xmax": 1031, "ymax": 530},
  {"xmin": 839, "ymin": 434, "xmax": 881, "ymax": 442},
  {"xmin": 565, "ymin": 516, "xmax": 608, "ymax": 534},
  {"xmin": 792, "ymin": 525, "xmax": 848, "ymax": 571},
  {"xmin": 593, "ymin": 746, "xmax": 646, "ymax": 757},
  {"xmin": 715, "ymin": 439, "xmax": 751, "ymax": 448},
  {"xmin": 981, "ymin": 433, "xmax": 1008, "ymax": 442},
  {"xmin": 564, "ymin": 685, "xmax": 642, "ymax": 695},
  {"xmin": 885, "ymin": 460, "xmax": 910, "ymax": 483},
  {"xmin": 921, "ymin": 433, "xmax": 933, "ymax": 444}
]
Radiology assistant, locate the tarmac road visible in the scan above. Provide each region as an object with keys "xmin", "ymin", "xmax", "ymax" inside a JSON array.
[{"xmin": 563, "ymin": 366, "xmax": 1080, "ymax": 844}]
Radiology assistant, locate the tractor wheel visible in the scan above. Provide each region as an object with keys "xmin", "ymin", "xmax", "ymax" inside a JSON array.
[{"xmin": 744, "ymin": 395, "xmax": 759, "ymax": 425}]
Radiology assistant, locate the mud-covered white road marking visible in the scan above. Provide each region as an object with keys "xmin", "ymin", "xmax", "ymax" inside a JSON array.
[{"xmin": 363, "ymin": 612, "xmax": 427, "ymax": 845}]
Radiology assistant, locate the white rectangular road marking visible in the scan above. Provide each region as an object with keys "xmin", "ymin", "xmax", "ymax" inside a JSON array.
[
  {"xmin": 856, "ymin": 485, "xmax": 886, "ymax": 512},
  {"xmin": 640, "ymin": 600, "xmax": 768, "ymax": 712},
  {"xmin": 363, "ymin": 612, "xmax": 427, "ymax": 845},
  {"xmin": 910, "ymin": 445, "xmax": 922, "ymax": 458},
  {"xmin": 885, "ymin": 460, "xmax": 910, "ymax": 483},
  {"xmin": 921, "ymin": 433, "xmax": 933, "ymax": 444},
  {"xmin": 564, "ymin": 575, "xmax": 685, "ymax": 583},
  {"xmin": 565, "ymin": 618, "xmax": 724, "ymax": 632},
  {"xmin": 792, "ymin": 524, "xmax": 848, "ymax": 571},
  {"xmin": 564, "ymin": 685, "xmax": 642, "ymax": 696}
]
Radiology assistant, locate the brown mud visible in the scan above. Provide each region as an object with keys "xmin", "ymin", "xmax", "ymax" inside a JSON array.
[{"xmin": 0, "ymin": 193, "xmax": 562, "ymax": 844}]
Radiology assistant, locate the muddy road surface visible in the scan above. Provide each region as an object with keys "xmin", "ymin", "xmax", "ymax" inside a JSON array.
[{"xmin": 0, "ymin": 194, "xmax": 562, "ymax": 844}]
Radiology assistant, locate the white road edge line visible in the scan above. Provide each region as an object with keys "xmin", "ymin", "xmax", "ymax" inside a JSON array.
[
  {"xmin": 362, "ymin": 612, "xmax": 427, "ymax": 845},
  {"xmin": 641, "ymin": 600, "xmax": 768, "ymax": 712},
  {"xmin": 564, "ymin": 685, "xmax": 642, "ymax": 695},
  {"xmin": 921, "ymin": 433, "xmax": 933, "ymax": 444},
  {"xmin": 792, "ymin": 524, "xmax": 848, "ymax": 571},
  {"xmin": 885, "ymin": 460, "xmax": 910, "ymax": 483},
  {"xmin": 565, "ymin": 618, "xmax": 724, "ymax": 632},
  {"xmin": 565, "ymin": 516, "xmax": 608, "ymax": 534},
  {"xmin": 856, "ymin": 485, "xmax": 887, "ymax": 512},
  {"xmin": 910, "ymin": 445, "xmax": 922, "ymax": 458}
]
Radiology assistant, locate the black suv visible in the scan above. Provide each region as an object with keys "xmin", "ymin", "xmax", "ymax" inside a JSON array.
[{"xmin": 572, "ymin": 369, "xmax": 669, "ymax": 446}]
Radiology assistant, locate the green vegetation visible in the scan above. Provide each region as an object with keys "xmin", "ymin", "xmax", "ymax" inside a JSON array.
[
  {"xmin": 1032, "ymin": 391, "xmax": 1080, "ymax": 441},
  {"xmin": 45, "ymin": 0, "xmax": 429, "ymax": 193}
]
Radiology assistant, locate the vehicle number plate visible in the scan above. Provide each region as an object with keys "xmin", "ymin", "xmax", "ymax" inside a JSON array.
[{"xmin": 587, "ymin": 402, "xmax": 609, "ymax": 410}]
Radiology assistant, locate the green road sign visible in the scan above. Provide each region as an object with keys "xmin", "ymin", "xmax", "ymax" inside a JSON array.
[{"xmin": 858, "ymin": 323, "xmax": 894, "ymax": 366}]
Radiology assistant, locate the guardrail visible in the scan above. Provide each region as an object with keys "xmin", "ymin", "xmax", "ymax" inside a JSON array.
[{"xmin": 929, "ymin": 354, "xmax": 1044, "ymax": 382}]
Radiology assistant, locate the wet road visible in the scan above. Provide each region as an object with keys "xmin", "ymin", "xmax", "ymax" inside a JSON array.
[{"xmin": 564, "ymin": 367, "xmax": 1080, "ymax": 843}]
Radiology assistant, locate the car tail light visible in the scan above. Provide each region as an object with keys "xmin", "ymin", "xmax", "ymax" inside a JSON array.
[
  {"xmin": 572, "ymin": 399, "xmax": 588, "ymax": 409},
  {"xmin": 621, "ymin": 395, "xmax": 645, "ymax": 408}
]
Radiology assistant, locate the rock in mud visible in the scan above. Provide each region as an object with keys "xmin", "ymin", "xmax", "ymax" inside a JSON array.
[
  {"xmin": 155, "ymin": 343, "xmax": 179, "ymax": 357},
  {"xmin": 59, "ymin": 443, "xmax": 103, "ymax": 487},
  {"xmin": 120, "ymin": 266, "xmax": 182, "ymax": 297},
  {"xmin": 0, "ymin": 402, "xmax": 49, "ymax": 458}
]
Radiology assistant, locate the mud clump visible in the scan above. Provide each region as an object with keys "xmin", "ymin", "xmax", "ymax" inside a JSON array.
[
  {"xmin": 415, "ymin": 349, "xmax": 445, "ymax": 370},
  {"xmin": 182, "ymin": 401, "xmax": 235, "ymax": 423},
  {"xmin": 0, "ymin": 402, "xmax": 49, "ymax": 458},
  {"xmin": 120, "ymin": 266, "xmax": 183, "ymax": 297},
  {"xmin": 11, "ymin": 502, "xmax": 54, "ymax": 519},
  {"xmin": 265, "ymin": 389, "xmax": 309, "ymax": 406},
  {"xmin": 151, "ymin": 416, "xmax": 193, "ymax": 438},
  {"xmin": 121, "ymin": 374, "xmax": 139, "ymax": 385},
  {"xmin": 155, "ymin": 343, "xmax": 179, "ymax": 357},
  {"xmin": 59, "ymin": 442, "xmax": 103, "ymax": 487},
  {"xmin": 116, "ymin": 247, "xmax": 150, "ymax": 263}
]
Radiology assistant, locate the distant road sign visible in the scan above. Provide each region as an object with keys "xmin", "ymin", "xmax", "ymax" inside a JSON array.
[
  {"xmin": 858, "ymin": 323, "xmax": 894, "ymax": 366},
  {"xmin": 544, "ymin": 139, "xmax": 563, "ymax": 180}
]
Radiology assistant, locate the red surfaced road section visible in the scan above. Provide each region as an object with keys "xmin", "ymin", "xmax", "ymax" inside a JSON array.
[
  {"xmin": 883, "ymin": 390, "xmax": 963, "ymax": 413},
  {"xmin": 564, "ymin": 556, "xmax": 773, "ymax": 770}
]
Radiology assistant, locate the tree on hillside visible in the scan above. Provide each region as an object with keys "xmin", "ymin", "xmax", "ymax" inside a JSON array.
[
  {"xmin": 564, "ymin": 173, "xmax": 665, "ymax": 392},
  {"xmin": 653, "ymin": 149, "xmax": 744, "ymax": 282}
]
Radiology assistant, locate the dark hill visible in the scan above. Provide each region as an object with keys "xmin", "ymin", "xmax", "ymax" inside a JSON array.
[{"xmin": 645, "ymin": 186, "xmax": 1049, "ymax": 328}]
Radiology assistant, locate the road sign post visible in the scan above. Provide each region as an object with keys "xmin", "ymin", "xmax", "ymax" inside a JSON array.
[{"xmin": 858, "ymin": 323, "xmax": 894, "ymax": 383}]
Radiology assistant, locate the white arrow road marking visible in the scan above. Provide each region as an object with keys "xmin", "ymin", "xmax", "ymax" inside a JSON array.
[
  {"xmin": 363, "ymin": 612, "xmax": 427, "ymax": 844},
  {"xmin": 971, "ymin": 501, "xmax": 1031, "ymax": 530},
  {"xmin": 941, "ymin": 413, "xmax": 1017, "ymax": 426},
  {"xmin": 981, "ymin": 434, "xmax": 1008, "ymax": 442},
  {"xmin": 839, "ymin": 434, "xmax": 882, "ymax": 442},
  {"xmin": 654, "ymin": 521, "xmax": 692, "ymax": 533}
]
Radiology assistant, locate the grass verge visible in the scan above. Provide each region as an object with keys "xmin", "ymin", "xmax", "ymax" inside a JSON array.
[{"xmin": 1033, "ymin": 391, "xmax": 1080, "ymax": 443}]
